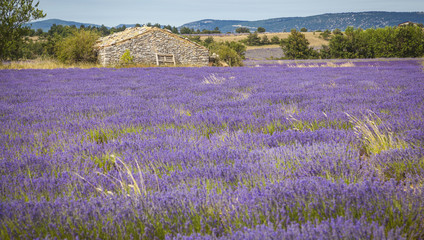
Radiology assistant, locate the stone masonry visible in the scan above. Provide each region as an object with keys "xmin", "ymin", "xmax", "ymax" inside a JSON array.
[{"xmin": 95, "ymin": 27, "xmax": 209, "ymax": 66}]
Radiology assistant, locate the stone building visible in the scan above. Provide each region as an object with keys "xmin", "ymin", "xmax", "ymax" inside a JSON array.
[{"xmin": 95, "ymin": 27, "xmax": 209, "ymax": 66}]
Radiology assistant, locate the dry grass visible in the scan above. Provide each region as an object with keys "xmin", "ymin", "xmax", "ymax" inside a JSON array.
[
  {"xmin": 246, "ymin": 45, "xmax": 281, "ymax": 50},
  {"xmin": 0, "ymin": 58, "xmax": 101, "ymax": 69},
  {"xmin": 0, "ymin": 58, "xmax": 205, "ymax": 69},
  {"xmin": 200, "ymin": 32, "xmax": 329, "ymax": 49},
  {"xmin": 202, "ymin": 73, "xmax": 226, "ymax": 84},
  {"xmin": 76, "ymin": 155, "xmax": 161, "ymax": 197},
  {"xmin": 347, "ymin": 112, "xmax": 409, "ymax": 156}
]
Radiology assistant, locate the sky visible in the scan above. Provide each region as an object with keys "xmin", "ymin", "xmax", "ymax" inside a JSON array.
[{"xmin": 37, "ymin": 0, "xmax": 424, "ymax": 27}]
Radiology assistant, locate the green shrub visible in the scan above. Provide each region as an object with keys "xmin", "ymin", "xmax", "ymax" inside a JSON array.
[
  {"xmin": 203, "ymin": 36, "xmax": 214, "ymax": 47},
  {"xmin": 120, "ymin": 49, "xmax": 134, "ymax": 65},
  {"xmin": 217, "ymin": 45, "xmax": 242, "ymax": 66},
  {"xmin": 319, "ymin": 30, "xmax": 332, "ymax": 40},
  {"xmin": 225, "ymin": 41, "xmax": 246, "ymax": 59},
  {"xmin": 271, "ymin": 36, "xmax": 281, "ymax": 44},
  {"xmin": 261, "ymin": 35, "xmax": 270, "ymax": 45},
  {"xmin": 281, "ymin": 29, "xmax": 316, "ymax": 59},
  {"xmin": 209, "ymin": 43, "xmax": 243, "ymax": 66},
  {"xmin": 55, "ymin": 29, "xmax": 99, "ymax": 63},
  {"xmin": 185, "ymin": 35, "xmax": 201, "ymax": 43},
  {"xmin": 328, "ymin": 25, "xmax": 424, "ymax": 59},
  {"xmin": 235, "ymin": 27, "xmax": 250, "ymax": 33},
  {"xmin": 244, "ymin": 32, "xmax": 262, "ymax": 46}
]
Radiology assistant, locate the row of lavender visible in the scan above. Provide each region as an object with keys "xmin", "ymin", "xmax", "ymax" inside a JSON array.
[{"xmin": 1, "ymin": 60, "xmax": 423, "ymax": 239}]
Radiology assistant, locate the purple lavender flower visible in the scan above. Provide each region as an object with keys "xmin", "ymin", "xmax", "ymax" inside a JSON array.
[{"xmin": 1, "ymin": 59, "xmax": 423, "ymax": 239}]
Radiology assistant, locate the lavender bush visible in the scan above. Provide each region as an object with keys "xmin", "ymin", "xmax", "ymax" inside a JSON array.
[{"xmin": 1, "ymin": 60, "xmax": 423, "ymax": 239}]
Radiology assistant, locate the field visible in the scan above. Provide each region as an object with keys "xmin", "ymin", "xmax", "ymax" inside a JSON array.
[
  {"xmin": 198, "ymin": 32, "xmax": 329, "ymax": 60},
  {"xmin": 199, "ymin": 32, "xmax": 329, "ymax": 49},
  {"xmin": 1, "ymin": 60, "xmax": 424, "ymax": 239}
]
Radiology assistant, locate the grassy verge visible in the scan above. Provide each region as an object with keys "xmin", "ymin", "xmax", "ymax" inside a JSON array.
[
  {"xmin": 0, "ymin": 58, "xmax": 101, "ymax": 69},
  {"xmin": 0, "ymin": 58, "xmax": 207, "ymax": 69}
]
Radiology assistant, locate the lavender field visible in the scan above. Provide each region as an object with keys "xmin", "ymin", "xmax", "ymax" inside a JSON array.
[{"xmin": 1, "ymin": 60, "xmax": 424, "ymax": 239}]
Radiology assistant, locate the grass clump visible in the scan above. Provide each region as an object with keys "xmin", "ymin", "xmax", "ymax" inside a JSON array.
[
  {"xmin": 347, "ymin": 112, "xmax": 409, "ymax": 156},
  {"xmin": 77, "ymin": 155, "xmax": 151, "ymax": 198}
]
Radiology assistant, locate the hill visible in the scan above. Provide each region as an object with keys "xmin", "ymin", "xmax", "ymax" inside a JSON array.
[
  {"xmin": 26, "ymin": 12, "xmax": 424, "ymax": 33},
  {"xmin": 25, "ymin": 19, "xmax": 141, "ymax": 32},
  {"xmin": 25, "ymin": 19, "xmax": 103, "ymax": 32},
  {"xmin": 180, "ymin": 11, "xmax": 424, "ymax": 33}
]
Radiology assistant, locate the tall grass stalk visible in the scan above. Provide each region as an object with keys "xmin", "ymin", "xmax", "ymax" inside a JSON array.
[
  {"xmin": 347, "ymin": 112, "xmax": 409, "ymax": 155},
  {"xmin": 76, "ymin": 155, "xmax": 148, "ymax": 197}
]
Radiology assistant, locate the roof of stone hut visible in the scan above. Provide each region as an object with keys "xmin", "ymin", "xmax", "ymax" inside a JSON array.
[
  {"xmin": 95, "ymin": 26, "xmax": 207, "ymax": 50},
  {"xmin": 95, "ymin": 27, "xmax": 151, "ymax": 49}
]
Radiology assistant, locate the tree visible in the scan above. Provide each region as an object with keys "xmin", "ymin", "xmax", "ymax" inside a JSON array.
[
  {"xmin": 235, "ymin": 27, "xmax": 250, "ymax": 33},
  {"xmin": 210, "ymin": 43, "xmax": 243, "ymax": 66},
  {"xmin": 203, "ymin": 36, "xmax": 214, "ymax": 46},
  {"xmin": 328, "ymin": 27, "xmax": 372, "ymax": 59},
  {"xmin": 163, "ymin": 25, "xmax": 172, "ymax": 31},
  {"xmin": 225, "ymin": 41, "xmax": 246, "ymax": 59},
  {"xmin": 261, "ymin": 35, "xmax": 270, "ymax": 45},
  {"xmin": 318, "ymin": 45, "xmax": 331, "ymax": 59},
  {"xmin": 35, "ymin": 28, "xmax": 43, "ymax": 36},
  {"xmin": 300, "ymin": 27, "xmax": 308, "ymax": 32},
  {"xmin": 328, "ymin": 30, "xmax": 350, "ymax": 58},
  {"xmin": 0, "ymin": 0, "xmax": 46, "ymax": 60},
  {"xmin": 180, "ymin": 27, "xmax": 193, "ymax": 34},
  {"xmin": 281, "ymin": 29, "xmax": 314, "ymax": 59},
  {"xmin": 257, "ymin": 27, "xmax": 266, "ymax": 33},
  {"xmin": 367, "ymin": 27, "xmax": 397, "ymax": 58},
  {"xmin": 245, "ymin": 32, "xmax": 261, "ymax": 46},
  {"xmin": 270, "ymin": 36, "xmax": 280, "ymax": 44},
  {"xmin": 332, "ymin": 28, "xmax": 342, "ymax": 35},
  {"xmin": 185, "ymin": 35, "xmax": 201, "ymax": 43},
  {"xmin": 98, "ymin": 25, "xmax": 110, "ymax": 36},
  {"xmin": 395, "ymin": 25, "xmax": 424, "ymax": 57},
  {"xmin": 319, "ymin": 29, "xmax": 331, "ymax": 40},
  {"xmin": 55, "ymin": 29, "xmax": 99, "ymax": 63},
  {"xmin": 171, "ymin": 26, "xmax": 179, "ymax": 34}
]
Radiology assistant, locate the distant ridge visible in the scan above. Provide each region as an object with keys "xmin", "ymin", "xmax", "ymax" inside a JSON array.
[
  {"xmin": 26, "ymin": 19, "xmax": 139, "ymax": 32},
  {"xmin": 181, "ymin": 11, "xmax": 424, "ymax": 32},
  {"xmin": 27, "ymin": 12, "xmax": 424, "ymax": 33},
  {"xmin": 25, "ymin": 19, "xmax": 104, "ymax": 31}
]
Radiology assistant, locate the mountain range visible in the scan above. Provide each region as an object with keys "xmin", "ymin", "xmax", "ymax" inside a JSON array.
[
  {"xmin": 25, "ymin": 19, "xmax": 103, "ymax": 32},
  {"xmin": 181, "ymin": 12, "xmax": 424, "ymax": 32},
  {"xmin": 27, "ymin": 11, "xmax": 424, "ymax": 33}
]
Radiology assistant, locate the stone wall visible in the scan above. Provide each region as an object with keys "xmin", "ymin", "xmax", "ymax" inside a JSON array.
[{"xmin": 97, "ymin": 30, "xmax": 209, "ymax": 66}]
